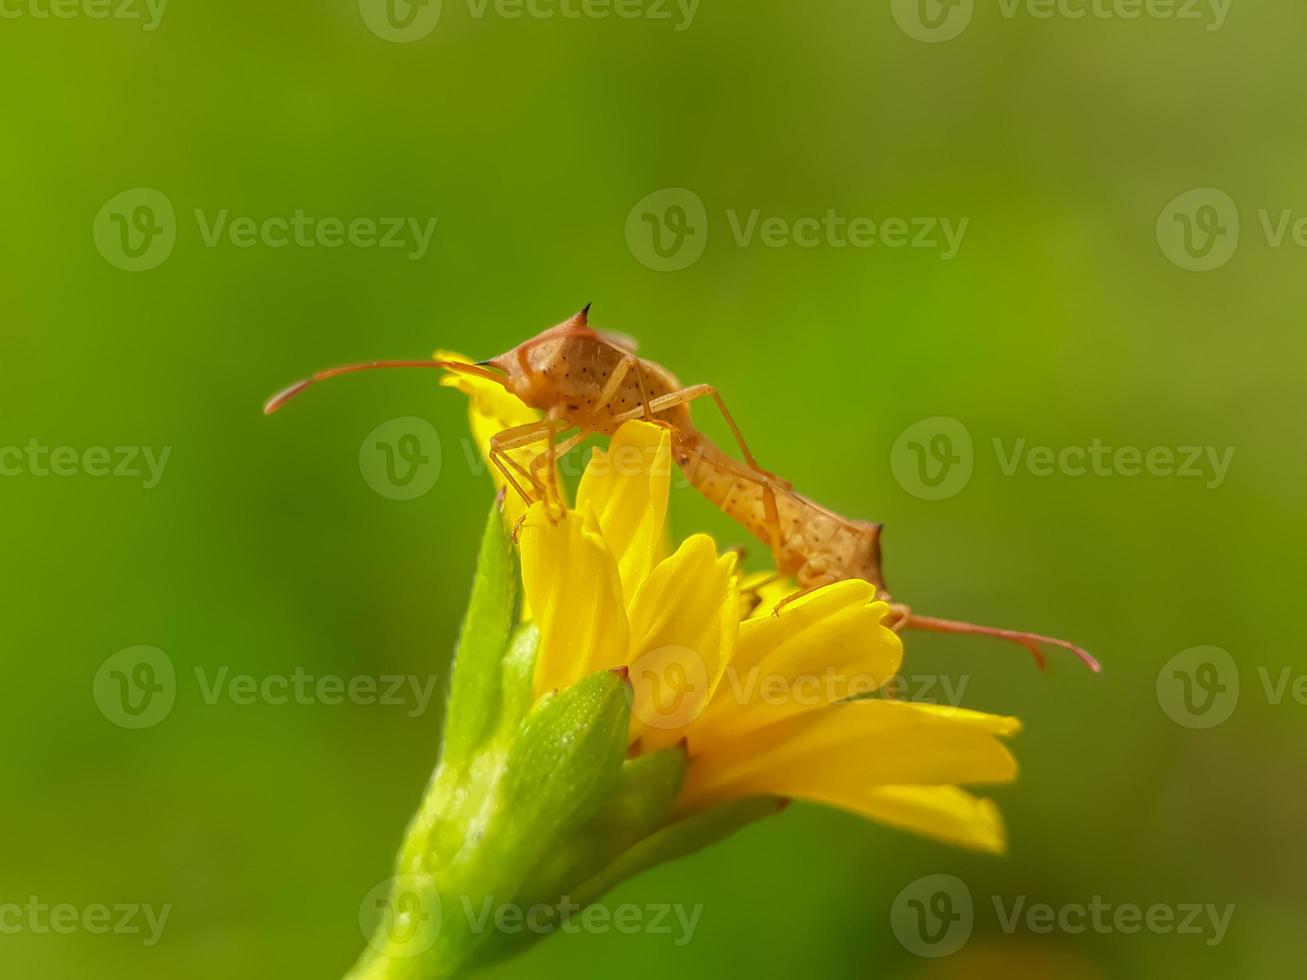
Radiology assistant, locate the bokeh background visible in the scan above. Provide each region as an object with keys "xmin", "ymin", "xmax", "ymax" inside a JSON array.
[{"xmin": 3, "ymin": 1, "xmax": 1305, "ymax": 977}]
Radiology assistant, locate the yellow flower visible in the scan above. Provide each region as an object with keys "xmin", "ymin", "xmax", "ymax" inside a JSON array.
[{"xmin": 443, "ymin": 380, "xmax": 1022, "ymax": 852}]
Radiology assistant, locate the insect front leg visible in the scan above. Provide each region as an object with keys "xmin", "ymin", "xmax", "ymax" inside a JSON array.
[
  {"xmin": 532, "ymin": 414, "xmax": 578, "ymax": 519},
  {"xmin": 489, "ymin": 420, "xmax": 561, "ymax": 509}
]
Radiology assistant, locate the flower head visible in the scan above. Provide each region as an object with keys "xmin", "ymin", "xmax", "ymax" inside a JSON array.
[
  {"xmin": 511, "ymin": 420, "xmax": 1019, "ymax": 853},
  {"xmin": 440, "ymin": 361, "xmax": 1021, "ymax": 853}
]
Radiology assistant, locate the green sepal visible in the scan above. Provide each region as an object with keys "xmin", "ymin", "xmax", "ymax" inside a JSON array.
[
  {"xmin": 490, "ymin": 668, "xmax": 633, "ymax": 876},
  {"xmin": 515, "ymin": 745, "xmax": 688, "ymax": 913},
  {"xmin": 439, "ymin": 504, "xmax": 518, "ymax": 770},
  {"xmin": 568, "ymin": 795, "xmax": 787, "ymax": 910}
]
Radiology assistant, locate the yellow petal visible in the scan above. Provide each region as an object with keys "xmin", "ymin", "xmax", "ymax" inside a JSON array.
[
  {"xmin": 625, "ymin": 535, "xmax": 739, "ymax": 750},
  {"xmin": 681, "ymin": 699, "xmax": 1020, "ymax": 812},
  {"xmin": 849, "ymin": 785, "xmax": 1008, "ymax": 853},
  {"xmin": 518, "ymin": 503, "xmax": 629, "ymax": 699},
  {"xmin": 437, "ymin": 349, "xmax": 554, "ymax": 527},
  {"xmin": 694, "ymin": 579, "xmax": 902, "ymax": 744},
  {"xmin": 576, "ymin": 421, "xmax": 672, "ymax": 605}
]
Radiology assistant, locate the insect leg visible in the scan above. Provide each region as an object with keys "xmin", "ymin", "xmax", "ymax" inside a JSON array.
[
  {"xmin": 536, "ymin": 417, "xmax": 577, "ymax": 517},
  {"xmin": 770, "ymin": 577, "xmax": 838, "ymax": 616},
  {"xmin": 614, "ymin": 385, "xmax": 787, "ymax": 556},
  {"xmin": 896, "ymin": 609, "xmax": 1101, "ymax": 673},
  {"xmin": 589, "ymin": 356, "xmax": 634, "ymax": 416},
  {"xmin": 489, "ymin": 420, "xmax": 559, "ymax": 507}
]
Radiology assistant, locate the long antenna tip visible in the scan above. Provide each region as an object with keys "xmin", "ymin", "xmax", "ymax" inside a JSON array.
[{"xmin": 264, "ymin": 379, "xmax": 311, "ymax": 415}]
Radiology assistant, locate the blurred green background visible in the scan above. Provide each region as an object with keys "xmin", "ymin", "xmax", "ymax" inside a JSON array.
[{"xmin": 3, "ymin": 1, "xmax": 1304, "ymax": 977}]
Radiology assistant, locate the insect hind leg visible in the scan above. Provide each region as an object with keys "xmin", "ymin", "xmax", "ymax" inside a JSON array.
[{"xmin": 895, "ymin": 608, "xmax": 1100, "ymax": 673}]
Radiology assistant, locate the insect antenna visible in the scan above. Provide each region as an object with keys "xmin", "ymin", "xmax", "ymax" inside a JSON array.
[
  {"xmin": 263, "ymin": 359, "xmax": 506, "ymax": 415},
  {"xmin": 899, "ymin": 613, "xmax": 1101, "ymax": 673}
]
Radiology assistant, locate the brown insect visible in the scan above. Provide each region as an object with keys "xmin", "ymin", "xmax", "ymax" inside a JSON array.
[{"xmin": 265, "ymin": 306, "xmax": 1099, "ymax": 672}]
